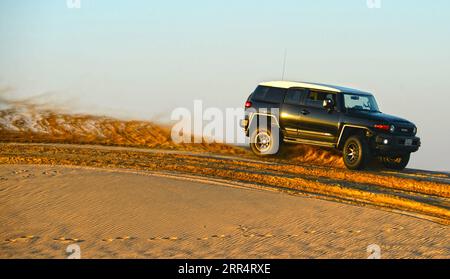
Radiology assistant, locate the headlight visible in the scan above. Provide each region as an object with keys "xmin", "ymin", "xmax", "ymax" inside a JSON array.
[
  {"xmin": 390, "ymin": 125, "xmax": 395, "ymax": 133},
  {"xmin": 413, "ymin": 126, "xmax": 417, "ymax": 135}
]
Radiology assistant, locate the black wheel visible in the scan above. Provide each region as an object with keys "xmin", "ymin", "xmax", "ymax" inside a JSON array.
[
  {"xmin": 381, "ymin": 153, "xmax": 410, "ymax": 170},
  {"xmin": 343, "ymin": 135, "xmax": 371, "ymax": 170},
  {"xmin": 249, "ymin": 127, "xmax": 281, "ymax": 156}
]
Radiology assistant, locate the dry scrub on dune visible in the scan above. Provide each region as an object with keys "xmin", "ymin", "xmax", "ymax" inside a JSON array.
[
  {"xmin": 228, "ymin": 159, "xmax": 450, "ymax": 198},
  {"xmin": 280, "ymin": 144, "xmax": 345, "ymax": 168},
  {"xmin": 0, "ymin": 102, "xmax": 245, "ymax": 155}
]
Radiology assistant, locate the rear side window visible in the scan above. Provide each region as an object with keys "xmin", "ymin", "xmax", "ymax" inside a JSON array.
[
  {"xmin": 305, "ymin": 90, "xmax": 336, "ymax": 108},
  {"xmin": 252, "ymin": 86, "xmax": 286, "ymax": 103},
  {"xmin": 284, "ymin": 88, "xmax": 308, "ymax": 105}
]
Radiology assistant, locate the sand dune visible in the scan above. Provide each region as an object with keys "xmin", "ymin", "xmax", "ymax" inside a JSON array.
[
  {"xmin": 0, "ymin": 101, "xmax": 449, "ymax": 258},
  {"xmin": 1, "ymin": 165, "xmax": 448, "ymax": 259}
]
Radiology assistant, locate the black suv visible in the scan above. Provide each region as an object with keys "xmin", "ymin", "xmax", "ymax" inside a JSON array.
[{"xmin": 240, "ymin": 81, "xmax": 421, "ymax": 170}]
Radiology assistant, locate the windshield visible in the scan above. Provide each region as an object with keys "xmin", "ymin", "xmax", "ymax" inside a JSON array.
[{"xmin": 343, "ymin": 93, "xmax": 380, "ymax": 112}]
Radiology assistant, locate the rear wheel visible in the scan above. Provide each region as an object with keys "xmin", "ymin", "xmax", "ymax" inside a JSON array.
[
  {"xmin": 381, "ymin": 153, "xmax": 410, "ymax": 170},
  {"xmin": 343, "ymin": 135, "xmax": 371, "ymax": 170},
  {"xmin": 249, "ymin": 127, "xmax": 281, "ymax": 156}
]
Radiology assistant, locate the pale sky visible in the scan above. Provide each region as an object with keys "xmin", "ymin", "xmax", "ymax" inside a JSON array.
[{"xmin": 1, "ymin": 0, "xmax": 449, "ymax": 171}]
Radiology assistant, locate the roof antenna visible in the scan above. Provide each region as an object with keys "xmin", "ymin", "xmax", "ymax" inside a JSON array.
[{"xmin": 281, "ymin": 48, "xmax": 287, "ymax": 81}]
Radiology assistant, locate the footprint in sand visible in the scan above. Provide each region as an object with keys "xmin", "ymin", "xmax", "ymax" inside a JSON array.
[
  {"xmin": 162, "ymin": 236, "xmax": 178, "ymax": 240},
  {"xmin": 53, "ymin": 237, "xmax": 84, "ymax": 243},
  {"xmin": 12, "ymin": 169, "xmax": 36, "ymax": 178},
  {"xmin": 102, "ymin": 236, "xmax": 135, "ymax": 242},
  {"xmin": 241, "ymin": 232, "xmax": 275, "ymax": 238},
  {"xmin": 383, "ymin": 226, "xmax": 404, "ymax": 233},
  {"xmin": 148, "ymin": 236, "xmax": 179, "ymax": 241},
  {"xmin": 42, "ymin": 170, "xmax": 60, "ymax": 177},
  {"xmin": 238, "ymin": 225, "xmax": 275, "ymax": 238},
  {"xmin": 11, "ymin": 170, "xmax": 33, "ymax": 178},
  {"xmin": 238, "ymin": 225, "xmax": 250, "ymax": 233},
  {"xmin": 211, "ymin": 234, "xmax": 227, "ymax": 239},
  {"xmin": 5, "ymin": 235, "xmax": 38, "ymax": 243},
  {"xmin": 199, "ymin": 234, "xmax": 229, "ymax": 240},
  {"xmin": 12, "ymin": 170, "xmax": 28, "ymax": 175}
]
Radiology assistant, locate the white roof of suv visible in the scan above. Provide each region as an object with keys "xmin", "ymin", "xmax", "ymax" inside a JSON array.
[{"xmin": 259, "ymin": 81, "xmax": 372, "ymax": 95}]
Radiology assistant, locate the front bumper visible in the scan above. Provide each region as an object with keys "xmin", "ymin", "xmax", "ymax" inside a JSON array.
[{"xmin": 372, "ymin": 134, "xmax": 421, "ymax": 155}]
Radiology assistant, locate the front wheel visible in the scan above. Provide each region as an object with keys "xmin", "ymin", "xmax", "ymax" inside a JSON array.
[
  {"xmin": 249, "ymin": 127, "xmax": 281, "ymax": 156},
  {"xmin": 381, "ymin": 153, "xmax": 410, "ymax": 170},
  {"xmin": 343, "ymin": 135, "xmax": 371, "ymax": 170}
]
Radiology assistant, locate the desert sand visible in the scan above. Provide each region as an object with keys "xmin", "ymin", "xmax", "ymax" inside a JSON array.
[
  {"xmin": 1, "ymin": 164, "xmax": 448, "ymax": 259},
  {"xmin": 1, "ymin": 143, "xmax": 449, "ymax": 224}
]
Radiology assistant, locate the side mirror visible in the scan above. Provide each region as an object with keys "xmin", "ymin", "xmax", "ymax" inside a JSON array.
[{"xmin": 323, "ymin": 98, "xmax": 334, "ymax": 110}]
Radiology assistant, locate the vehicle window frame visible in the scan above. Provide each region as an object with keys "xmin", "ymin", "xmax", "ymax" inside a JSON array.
[
  {"xmin": 252, "ymin": 86, "xmax": 287, "ymax": 104},
  {"xmin": 304, "ymin": 90, "xmax": 337, "ymax": 109},
  {"xmin": 283, "ymin": 87, "xmax": 308, "ymax": 106},
  {"xmin": 342, "ymin": 93, "xmax": 380, "ymax": 112}
]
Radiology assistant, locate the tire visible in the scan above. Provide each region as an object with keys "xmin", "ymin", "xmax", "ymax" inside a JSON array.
[
  {"xmin": 249, "ymin": 127, "xmax": 281, "ymax": 156},
  {"xmin": 343, "ymin": 135, "xmax": 371, "ymax": 170},
  {"xmin": 381, "ymin": 153, "xmax": 410, "ymax": 170}
]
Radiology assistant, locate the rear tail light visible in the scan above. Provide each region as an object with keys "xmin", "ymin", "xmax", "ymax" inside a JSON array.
[{"xmin": 245, "ymin": 101, "xmax": 252, "ymax": 108}]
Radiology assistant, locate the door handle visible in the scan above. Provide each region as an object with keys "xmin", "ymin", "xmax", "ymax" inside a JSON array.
[{"xmin": 300, "ymin": 109, "xmax": 310, "ymax": 115}]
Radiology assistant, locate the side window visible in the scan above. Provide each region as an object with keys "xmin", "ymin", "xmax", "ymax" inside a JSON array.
[
  {"xmin": 265, "ymin": 87, "xmax": 286, "ymax": 103},
  {"xmin": 284, "ymin": 89, "xmax": 307, "ymax": 105},
  {"xmin": 252, "ymin": 86, "xmax": 269, "ymax": 101},
  {"xmin": 252, "ymin": 86, "xmax": 286, "ymax": 103},
  {"xmin": 305, "ymin": 91, "xmax": 336, "ymax": 108}
]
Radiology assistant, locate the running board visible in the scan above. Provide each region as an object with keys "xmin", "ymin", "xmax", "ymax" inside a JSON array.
[{"xmin": 284, "ymin": 137, "xmax": 336, "ymax": 148}]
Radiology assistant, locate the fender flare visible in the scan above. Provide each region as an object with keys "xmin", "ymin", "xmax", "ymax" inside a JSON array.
[
  {"xmin": 248, "ymin": 112, "xmax": 280, "ymax": 129},
  {"xmin": 337, "ymin": 124, "xmax": 371, "ymax": 148}
]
